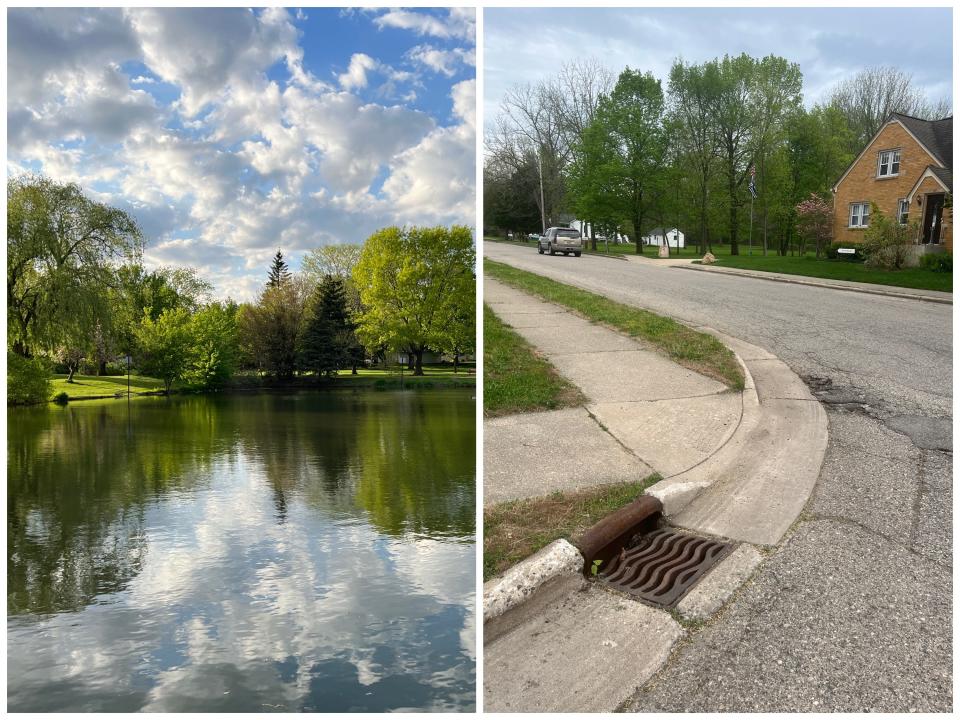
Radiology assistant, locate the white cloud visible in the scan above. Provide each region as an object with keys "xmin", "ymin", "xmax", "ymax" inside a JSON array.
[
  {"xmin": 339, "ymin": 53, "xmax": 379, "ymax": 90},
  {"xmin": 8, "ymin": 7, "xmax": 477, "ymax": 301},
  {"xmin": 406, "ymin": 45, "xmax": 475, "ymax": 77},
  {"xmin": 382, "ymin": 80, "xmax": 475, "ymax": 225},
  {"xmin": 374, "ymin": 8, "xmax": 475, "ymax": 42}
]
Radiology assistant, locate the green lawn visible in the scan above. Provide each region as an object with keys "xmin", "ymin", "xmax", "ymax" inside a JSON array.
[
  {"xmin": 485, "ymin": 235, "xmax": 952, "ymax": 292},
  {"xmin": 484, "ymin": 304, "xmax": 583, "ymax": 417},
  {"xmin": 484, "ymin": 476, "xmax": 660, "ymax": 581},
  {"xmin": 709, "ymin": 253, "xmax": 953, "ymax": 292},
  {"xmin": 485, "ymin": 261, "xmax": 744, "ymax": 390},
  {"xmin": 51, "ymin": 374, "xmax": 166, "ymax": 399}
]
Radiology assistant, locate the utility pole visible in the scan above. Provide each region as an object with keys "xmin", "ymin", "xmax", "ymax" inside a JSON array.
[{"xmin": 537, "ymin": 149, "xmax": 547, "ymax": 233}]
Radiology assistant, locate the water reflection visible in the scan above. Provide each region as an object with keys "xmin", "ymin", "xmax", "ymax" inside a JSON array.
[{"xmin": 7, "ymin": 390, "xmax": 475, "ymax": 712}]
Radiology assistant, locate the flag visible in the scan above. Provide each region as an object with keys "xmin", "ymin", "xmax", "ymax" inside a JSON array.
[{"xmin": 748, "ymin": 165, "xmax": 758, "ymax": 199}]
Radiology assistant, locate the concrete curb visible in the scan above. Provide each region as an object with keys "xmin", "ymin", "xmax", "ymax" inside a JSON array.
[
  {"xmin": 647, "ymin": 327, "xmax": 829, "ymax": 546},
  {"xmin": 644, "ymin": 330, "xmax": 760, "ymax": 515},
  {"xmin": 676, "ymin": 263, "xmax": 952, "ymax": 305},
  {"xmin": 482, "ymin": 539, "xmax": 586, "ymax": 644}
]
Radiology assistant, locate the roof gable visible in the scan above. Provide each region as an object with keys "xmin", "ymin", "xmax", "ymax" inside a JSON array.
[{"xmin": 833, "ymin": 113, "xmax": 952, "ymax": 192}]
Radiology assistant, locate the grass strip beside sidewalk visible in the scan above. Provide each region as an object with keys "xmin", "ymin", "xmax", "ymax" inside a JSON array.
[
  {"xmin": 484, "ymin": 304, "xmax": 583, "ymax": 417},
  {"xmin": 485, "ymin": 260, "xmax": 744, "ymax": 390},
  {"xmin": 483, "ymin": 475, "xmax": 661, "ymax": 581}
]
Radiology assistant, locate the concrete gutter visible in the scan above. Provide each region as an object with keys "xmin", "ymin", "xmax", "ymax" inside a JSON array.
[
  {"xmin": 646, "ymin": 326, "xmax": 828, "ymax": 547},
  {"xmin": 676, "ymin": 263, "xmax": 952, "ymax": 305}
]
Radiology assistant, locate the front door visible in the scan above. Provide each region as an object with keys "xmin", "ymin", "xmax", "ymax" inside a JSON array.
[{"xmin": 922, "ymin": 193, "xmax": 945, "ymax": 244}]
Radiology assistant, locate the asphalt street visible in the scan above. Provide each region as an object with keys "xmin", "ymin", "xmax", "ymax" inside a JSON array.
[{"xmin": 484, "ymin": 242, "xmax": 952, "ymax": 712}]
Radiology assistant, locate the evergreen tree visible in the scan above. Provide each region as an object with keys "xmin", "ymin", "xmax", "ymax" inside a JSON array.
[
  {"xmin": 300, "ymin": 276, "xmax": 352, "ymax": 377},
  {"xmin": 267, "ymin": 249, "xmax": 290, "ymax": 288}
]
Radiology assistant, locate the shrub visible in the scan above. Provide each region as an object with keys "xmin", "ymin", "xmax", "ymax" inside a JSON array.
[
  {"xmin": 52, "ymin": 391, "xmax": 70, "ymax": 405},
  {"xmin": 919, "ymin": 252, "xmax": 952, "ymax": 273},
  {"xmin": 795, "ymin": 194, "xmax": 833, "ymax": 257},
  {"xmin": 862, "ymin": 205, "xmax": 916, "ymax": 270},
  {"xmin": 7, "ymin": 351, "xmax": 52, "ymax": 405}
]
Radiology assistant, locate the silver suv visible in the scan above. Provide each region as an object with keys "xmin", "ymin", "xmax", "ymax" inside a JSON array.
[{"xmin": 538, "ymin": 227, "xmax": 582, "ymax": 257}]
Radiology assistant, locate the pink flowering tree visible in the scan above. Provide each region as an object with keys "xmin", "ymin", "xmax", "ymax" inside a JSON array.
[{"xmin": 795, "ymin": 194, "xmax": 833, "ymax": 258}]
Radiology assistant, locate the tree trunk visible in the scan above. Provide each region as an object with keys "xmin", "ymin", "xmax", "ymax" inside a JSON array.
[
  {"xmin": 98, "ymin": 360, "xmax": 107, "ymax": 376},
  {"xmin": 351, "ymin": 362, "xmax": 358, "ymax": 375},
  {"xmin": 67, "ymin": 366, "xmax": 76, "ymax": 383},
  {"xmin": 407, "ymin": 351, "xmax": 415, "ymax": 371},
  {"xmin": 590, "ymin": 222, "xmax": 597, "ymax": 251},
  {"xmin": 413, "ymin": 347, "xmax": 425, "ymax": 376},
  {"xmin": 12, "ymin": 339, "xmax": 30, "ymax": 358},
  {"xmin": 729, "ymin": 170, "xmax": 740, "ymax": 255},
  {"xmin": 453, "ymin": 352, "xmax": 459, "ymax": 374}
]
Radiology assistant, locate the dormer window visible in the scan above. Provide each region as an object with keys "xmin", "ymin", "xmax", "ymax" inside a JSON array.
[{"xmin": 877, "ymin": 149, "xmax": 900, "ymax": 178}]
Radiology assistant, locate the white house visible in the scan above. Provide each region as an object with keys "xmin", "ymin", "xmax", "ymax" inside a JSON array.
[
  {"xmin": 641, "ymin": 227, "xmax": 685, "ymax": 248},
  {"xmin": 570, "ymin": 219, "xmax": 630, "ymax": 244}
]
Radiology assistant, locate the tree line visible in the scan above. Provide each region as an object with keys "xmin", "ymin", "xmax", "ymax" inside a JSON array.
[
  {"xmin": 8, "ymin": 175, "xmax": 475, "ymax": 404},
  {"xmin": 485, "ymin": 60, "xmax": 950, "ymax": 256}
]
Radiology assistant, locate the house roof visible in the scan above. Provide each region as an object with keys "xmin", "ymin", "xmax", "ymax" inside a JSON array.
[
  {"xmin": 906, "ymin": 165, "xmax": 953, "ymax": 202},
  {"xmin": 892, "ymin": 113, "xmax": 953, "ymax": 172},
  {"xmin": 833, "ymin": 112, "xmax": 953, "ymax": 192},
  {"xmin": 644, "ymin": 227, "xmax": 680, "ymax": 236}
]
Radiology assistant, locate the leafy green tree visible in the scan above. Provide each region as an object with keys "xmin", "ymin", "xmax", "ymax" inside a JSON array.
[
  {"xmin": 134, "ymin": 307, "xmax": 192, "ymax": 393},
  {"xmin": 267, "ymin": 249, "xmax": 290, "ymax": 288},
  {"xmin": 300, "ymin": 276, "xmax": 353, "ymax": 377},
  {"xmin": 238, "ymin": 276, "xmax": 310, "ymax": 380},
  {"xmin": 601, "ymin": 68, "xmax": 667, "ymax": 254},
  {"xmin": 7, "ymin": 351, "xmax": 51, "ymax": 405},
  {"xmin": 668, "ymin": 60, "xmax": 722, "ymax": 254},
  {"xmin": 7, "ymin": 175, "xmax": 142, "ymax": 357},
  {"xmin": 301, "ymin": 245, "xmax": 362, "ymax": 281},
  {"xmin": 353, "ymin": 225, "xmax": 475, "ymax": 376},
  {"xmin": 186, "ymin": 302, "xmax": 238, "ymax": 388}
]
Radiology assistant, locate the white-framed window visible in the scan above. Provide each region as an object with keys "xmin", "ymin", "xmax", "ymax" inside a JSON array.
[
  {"xmin": 897, "ymin": 198, "xmax": 910, "ymax": 225},
  {"xmin": 849, "ymin": 202, "xmax": 870, "ymax": 228},
  {"xmin": 877, "ymin": 149, "xmax": 901, "ymax": 178}
]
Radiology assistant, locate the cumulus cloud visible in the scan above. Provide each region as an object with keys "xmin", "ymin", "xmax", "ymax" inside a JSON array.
[
  {"xmin": 406, "ymin": 45, "xmax": 475, "ymax": 77},
  {"xmin": 373, "ymin": 8, "xmax": 475, "ymax": 42},
  {"xmin": 8, "ymin": 7, "xmax": 476, "ymax": 301},
  {"xmin": 382, "ymin": 80, "xmax": 476, "ymax": 225}
]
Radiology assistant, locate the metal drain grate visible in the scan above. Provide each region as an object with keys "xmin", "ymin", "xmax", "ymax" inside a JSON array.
[{"xmin": 597, "ymin": 528, "xmax": 731, "ymax": 608}]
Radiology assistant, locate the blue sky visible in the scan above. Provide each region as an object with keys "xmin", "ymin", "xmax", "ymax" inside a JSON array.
[
  {"xmin": 485, "ymin": 7, "xmax": 952, "ymax": 130},
  {"xmin": 8, "ymin": 8, "xmax": 476, "ymax": 300}
]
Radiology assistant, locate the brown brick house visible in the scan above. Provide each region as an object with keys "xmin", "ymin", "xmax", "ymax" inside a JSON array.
[{"xmin": 832, "ymin": 112, "xmax": 952, "ymax": 256}]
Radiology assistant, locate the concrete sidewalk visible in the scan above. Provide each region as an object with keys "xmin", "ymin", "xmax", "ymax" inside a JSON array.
[
  {"xmin": 483, "ymin": 275, "xmax": 830, "ymax": 713},
  {"xmin": 485, "ymin": 277, "xmax": 738, "ymax": 504}
]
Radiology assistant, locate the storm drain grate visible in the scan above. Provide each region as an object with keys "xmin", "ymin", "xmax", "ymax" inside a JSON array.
[{"xmin": 597, "ymin": 528, "xmax": 731, "ymax": 608}]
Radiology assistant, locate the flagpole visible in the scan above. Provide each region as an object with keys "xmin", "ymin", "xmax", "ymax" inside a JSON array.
[{"xmin": 749, "ymin": 194, "xmax": 754, "ymax": 256}]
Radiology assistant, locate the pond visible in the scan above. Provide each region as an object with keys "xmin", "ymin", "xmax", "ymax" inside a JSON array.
[{"xmin": 7, "ymin": 389, "xmax": 476, "ymax": 712}]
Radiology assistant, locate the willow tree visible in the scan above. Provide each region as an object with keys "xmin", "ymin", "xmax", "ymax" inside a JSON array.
[
  {"xmin": 353, "ymin": 225, "xmax": 474, "ymax": 376},
  {"xmin": 7, "ymin": 175, "xmax": 143, "ymax": 357}
]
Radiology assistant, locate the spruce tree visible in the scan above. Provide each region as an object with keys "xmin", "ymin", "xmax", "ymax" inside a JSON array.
[
  {"xmin": 267, "ymin": 249, "xmax": 290, "ymax": 288},
  {"xmin": 300, "ymin": 276, "xmax": 351, "ymax": 377}
]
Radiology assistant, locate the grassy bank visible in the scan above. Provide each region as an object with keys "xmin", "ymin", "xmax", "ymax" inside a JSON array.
[
  {"xmin": 483, "ymin": 476, "xmax": 660, "ymax": 581},
  {"xmin": 485, "ymin": 236, "xmax": 952, "ymax": 292},
  {"xmin": 485, "ymin": 260, "xmax": 744, "ymax": 390},
  {"xmin": 709, "ymin": 253, "xmax": 953, "ymax": 292},
  {"xmin": 46, "ymin": 365, "xmax": 475, "ymax": 404},
  {"xmin": 52, "ymin": 374, "xmax": 166, "ymax": 399},
  {"xmin": 484, "ymin": 305, "xmax": 582, "ymax": 417}
]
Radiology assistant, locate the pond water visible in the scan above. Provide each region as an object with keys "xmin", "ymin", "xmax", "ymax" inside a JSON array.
[{"xmin": 7, "ymin": 390, "xmax": 476, "ymax": 712}]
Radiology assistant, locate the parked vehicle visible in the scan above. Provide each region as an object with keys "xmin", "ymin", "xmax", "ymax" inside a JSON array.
[{"xmin": 537, "ymin": 227, "xmax": 583, "ymax": 257}]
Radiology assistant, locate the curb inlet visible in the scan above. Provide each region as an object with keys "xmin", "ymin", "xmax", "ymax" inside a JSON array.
[{"xmin": 597, "ymin": 528, "xmax": 731, "ymax": 608}]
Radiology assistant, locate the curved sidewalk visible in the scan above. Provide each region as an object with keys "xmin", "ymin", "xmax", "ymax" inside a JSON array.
[
  {"xmin": 483, "ymin": 275, "xmax": 829, "ymax": 713},
  {"xmin": 484, "ymin": 276, "xmax": 828, "ymax": 546}
]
